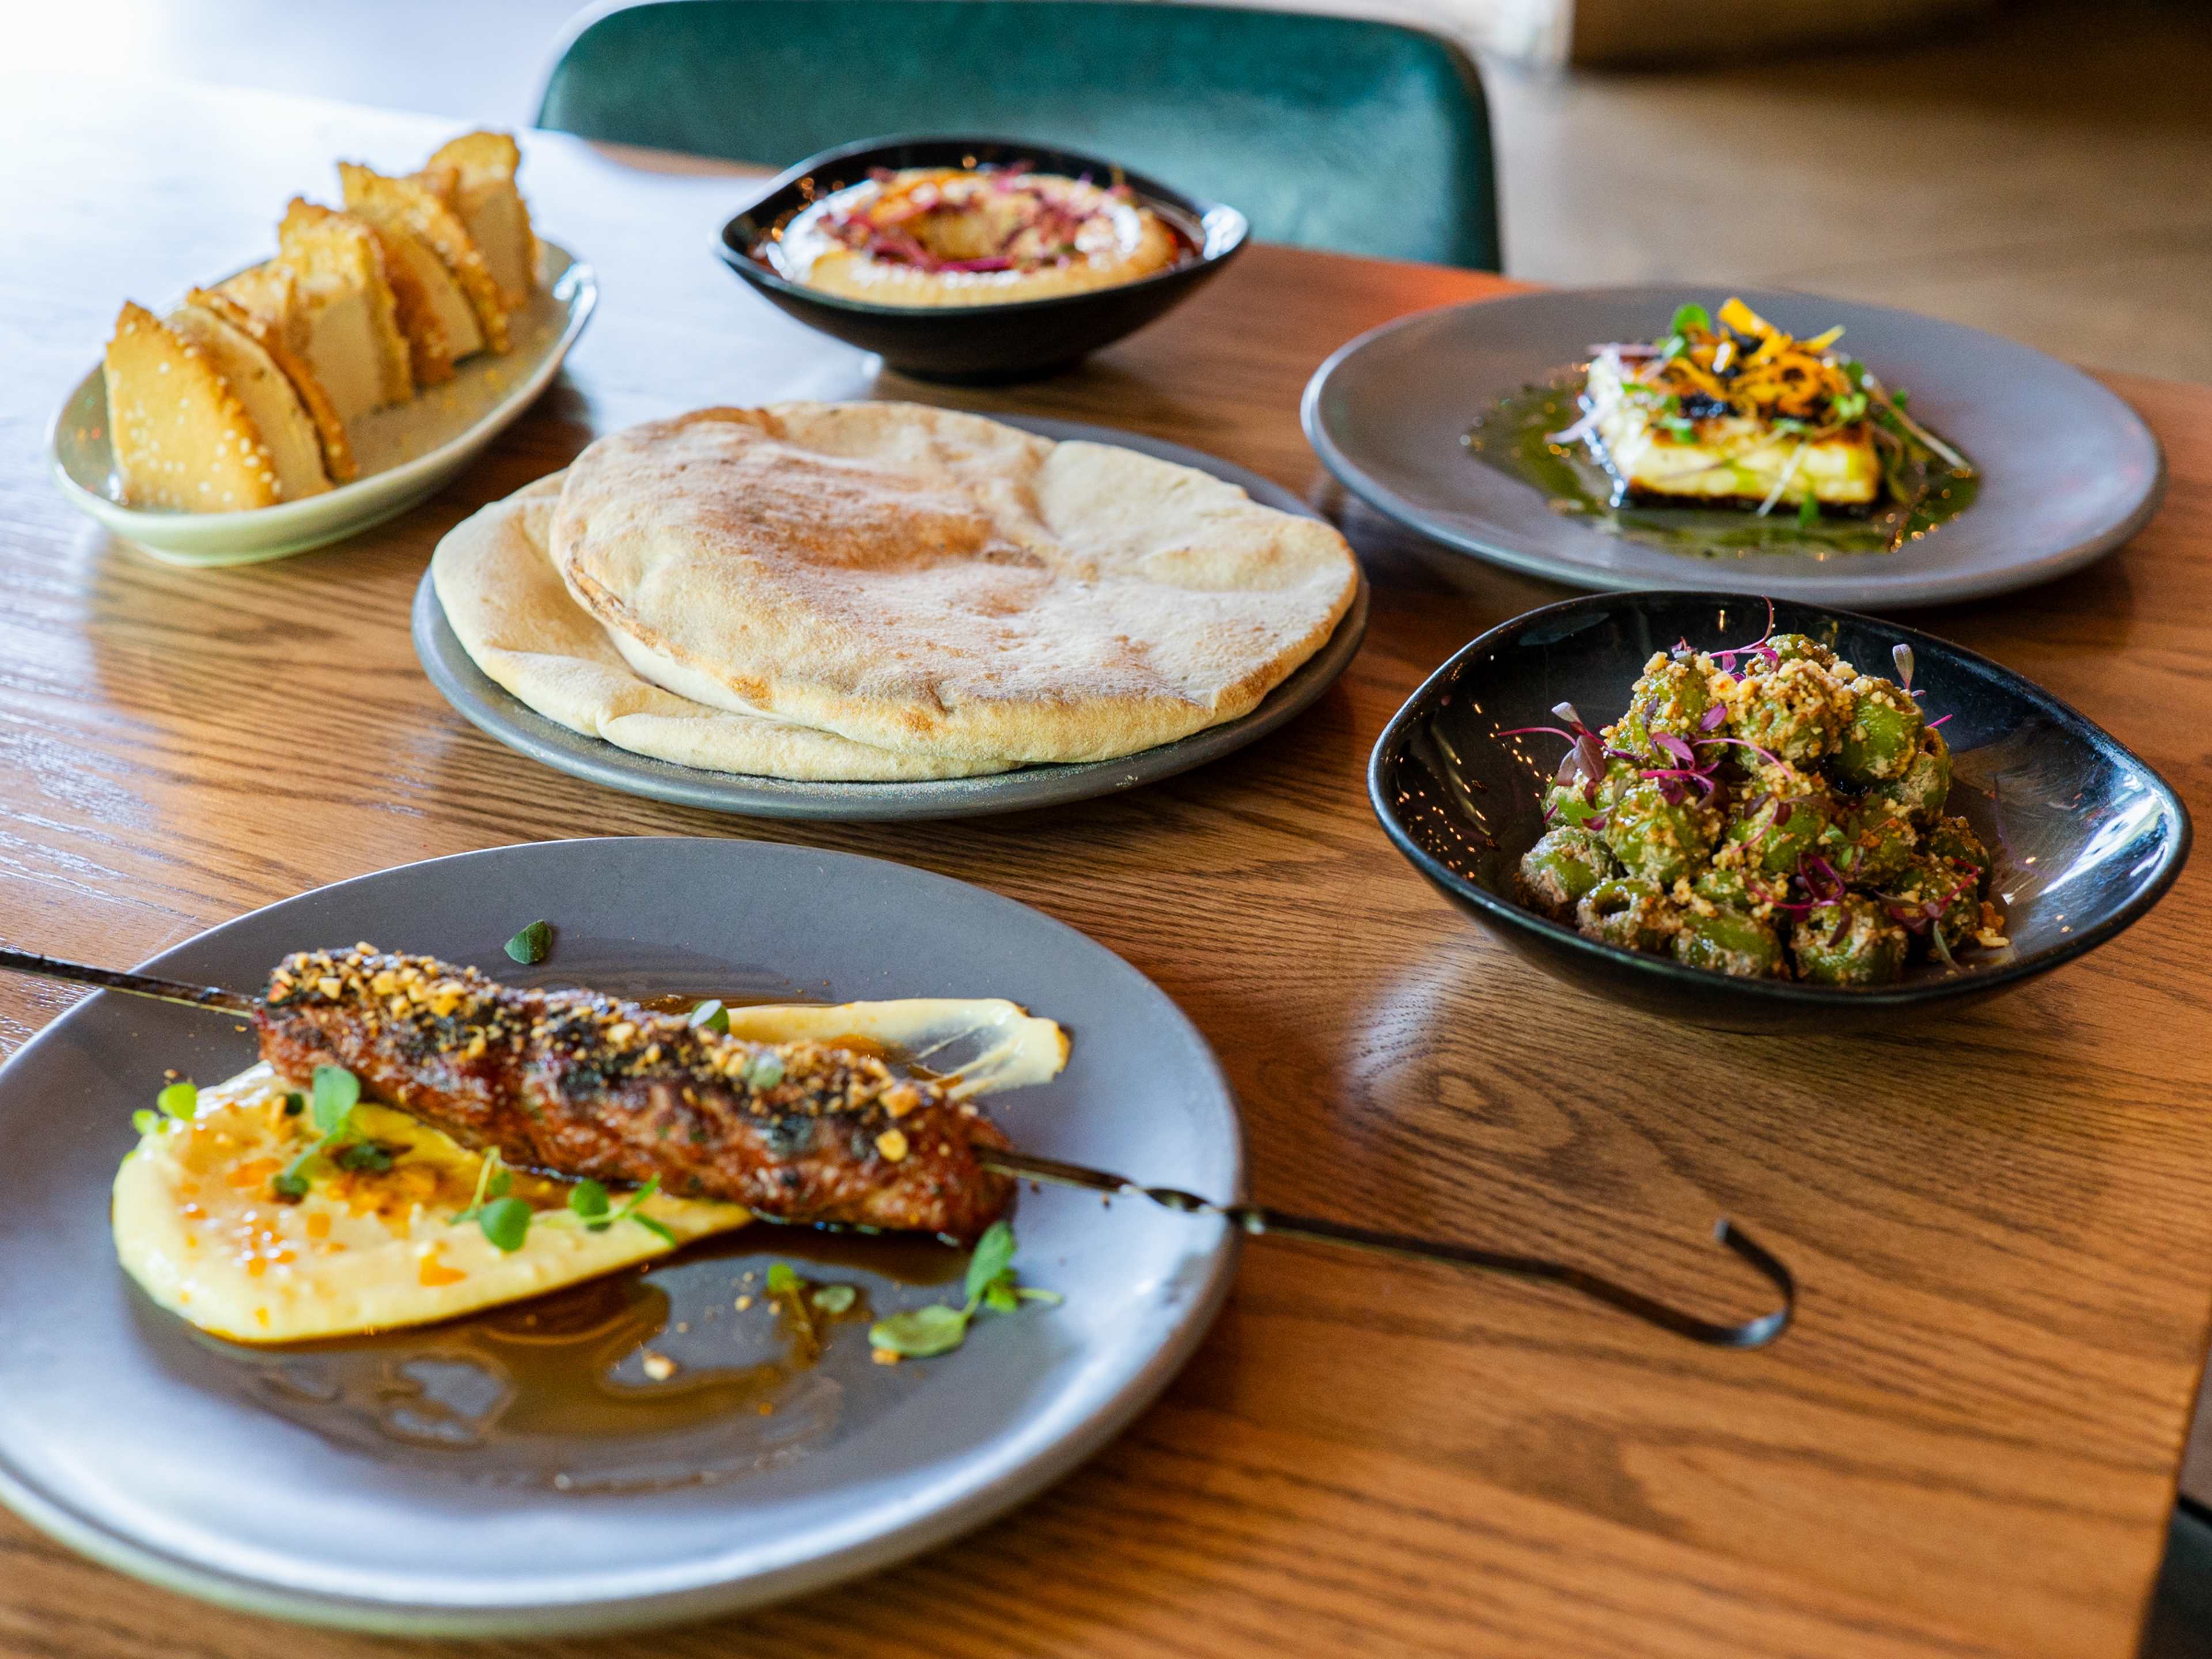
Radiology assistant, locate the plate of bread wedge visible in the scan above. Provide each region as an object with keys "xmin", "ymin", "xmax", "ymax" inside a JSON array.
[{"xmin": 48, "ymin": 130, "xmax": 596, "ymax": 567}]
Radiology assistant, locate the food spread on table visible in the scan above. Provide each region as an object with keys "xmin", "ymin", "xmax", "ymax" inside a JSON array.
[
  {"xmin": 433, "ymin": 401, "xmax": 1359, "ymax": 779},
  {"xmin": 763, "ymin": 163, "xmax": 1185, "ymax": 305},
  {"xmin": 101, "ymin": 130, "xmax": 539, "ymax": 512},
  {"xmin": 113, "ymin": 944, "xmax": 1069, "ymax": 1344},
  {"xmin": 1469, "ymin": 297, "xmax": 1979, "ymax": 560},
  {"xmin": 1510, "ymin": 619, "xmax": 2007, "ymax": 984}
]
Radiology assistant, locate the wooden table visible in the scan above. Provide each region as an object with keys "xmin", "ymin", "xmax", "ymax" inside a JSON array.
[{"xmin": 3, "ymin": 74, "xmax": 2209, "ymax": 1659}]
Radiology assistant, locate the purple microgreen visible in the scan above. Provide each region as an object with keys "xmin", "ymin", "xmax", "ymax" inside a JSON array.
[
  {"xmin": 1891, "ymin": 642, "xmax": 1915, "ymax": 690},
  {"xmin": 1695, "ymin": 734, "xmax": 1787, "ymax": 772},
  {"xmin": 1639, "ymin": 767, "xmax": 1718, "ymax": 798},
  {"xmin": 1653, "ymin": 732, "xmax": 1699, "ymax": 767},
  {"xmin": 1699, "ymin": 703, "xmax": 1728, "ymax": 732},
  {"xmin": 1551, "ymin": 701, "xmax": 1585, "ymax": 729},
  {"xmin": 1927, "ymin": 714, "xmax": 1953, "ymax": 730}
]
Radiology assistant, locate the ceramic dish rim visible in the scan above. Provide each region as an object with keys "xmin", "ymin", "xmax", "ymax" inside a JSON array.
[
  {"xmin": 0, "ymin": 835, "xmax": 1245, "ymax": 1635},
  {"xmin": 715, "ymin": 131, "xmax": 1249, "ymax": 321},
  {"xmin": 1301, "ymin": 285, "xmax": 2169, "ymax": 608},
  {"xmin": 1368, "ymin": 588, "xmax": 2194, "ymax": 1012},
  {"xmin": 45, "ymin": 245, "xmax": 599, "ymax": 536}
]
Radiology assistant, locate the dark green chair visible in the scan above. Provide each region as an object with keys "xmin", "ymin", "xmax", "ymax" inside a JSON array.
[{"xmin": 537, "ymin": 0, "xmax": 1499, "ymax": 268}]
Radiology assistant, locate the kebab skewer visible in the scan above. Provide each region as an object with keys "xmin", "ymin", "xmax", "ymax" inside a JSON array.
[{"xmin": 0, "ymin": 944, "xmax": 1795, "ymax": 1349}]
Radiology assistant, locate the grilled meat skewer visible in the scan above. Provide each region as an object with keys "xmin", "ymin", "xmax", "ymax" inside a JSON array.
[
  {"xmin": 0, "ymin": 944, "xmax": 1798, "ymax": 1347},
  {"xmin": 256, "ymin": 945, "xmax": 1012, "ymax": 1240}
]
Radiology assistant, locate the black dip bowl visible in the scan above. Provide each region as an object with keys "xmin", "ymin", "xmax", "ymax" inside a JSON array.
[
  {"xmin": 1369, "ymin": 590, "xmax": 2191, "ymax": 1035},
  {"xmin": 717, "ymin": 134, "xmax": 1248, "ymax": 383}
]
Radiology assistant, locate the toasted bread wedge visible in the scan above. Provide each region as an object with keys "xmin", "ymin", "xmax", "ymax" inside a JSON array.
[
  {"xmin": 103, "ymin": 301, "xmax": 282, "ymax": 513},
  {"xmin": 165, "ymin": 294, "xmax": 331, "ymax": 503},
  {"xmin": 215, "ymin": 262, "xmax": 312, "ymax": 357},
  {"xmin": 338, "ymin": 161, "xmax": 509, "ymax": 354},
  {"xmin": 425, "ymin": 130, "xmax": 540, "ymax": 309},
  {"xmin": 337, "ymin": 162, "xmax": 483, "ymax": 377},
  {"xmin": 274, "ymin": 200, "xmax": 415, "ymax": 420},
  {"xmin": 184, "ymin": 287, "xmax": 355, "ymax": 485}
]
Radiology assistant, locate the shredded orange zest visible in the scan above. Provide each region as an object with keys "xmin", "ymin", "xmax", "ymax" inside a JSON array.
[{"xmin": 1626, "ymin": 297, "xmax": 1861, "ymax": 427}]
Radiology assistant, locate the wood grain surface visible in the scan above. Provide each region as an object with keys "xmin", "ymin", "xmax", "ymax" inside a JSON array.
[{"xmin": 3, "ymin": 74, "xmax": 2209, "ymax": 1659}]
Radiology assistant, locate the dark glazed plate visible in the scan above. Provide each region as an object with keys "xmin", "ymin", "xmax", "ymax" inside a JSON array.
[
  {"xmin": 1304, "ymin": 286, "xmax": 2166, "ymax": 608},
  {"xmin": 717, "ymin": 134, "xmax": 1248, "ymax": 382},
  {"xmin": 0, "ymin": 839, "xmax": 1241, "ymax": 1632},
  {"xmin": 414, "ymin": 417, "xmax": 1366, "ymax": 821},
  {"xmin": 1369, "ymin": 592, "xmax": 2191, "ymax": 1034}
]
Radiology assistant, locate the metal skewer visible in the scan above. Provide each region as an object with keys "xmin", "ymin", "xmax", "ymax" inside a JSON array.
[
  {"xmin": 0, "ymin": 948, "xmax": 257, "ymax": 1015},
  {"xmin": 2, "ymin": 948, "xmax": 1794, "ymax": 1349}
]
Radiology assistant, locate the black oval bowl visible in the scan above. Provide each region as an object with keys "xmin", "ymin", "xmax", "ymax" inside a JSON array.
[
  {"xmin": 1369, "ymin": 590, "xmax": 2192, "ymax": 1035},
  {"xmin": 716, "ymin": 134, "xmax": 1249, "ymax": 383}
]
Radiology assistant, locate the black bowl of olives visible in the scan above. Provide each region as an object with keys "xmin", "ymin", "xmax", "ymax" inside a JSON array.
[{"xmin": 1370, "ymin": 591, "xmax": 2191, "ymax": 1034}]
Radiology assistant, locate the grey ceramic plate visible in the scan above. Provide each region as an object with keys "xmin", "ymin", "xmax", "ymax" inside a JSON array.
[
  {"xmin": 1302, "ymin": 286, "xmax": 2165, "ymax": 608},
  {"xmin": 413, "ymin": 417, "xmax": 1368, "ymax": 820},
  {"xmin": 0, "ymin": 838, "xmax": 1241, "ymax": 1634}
]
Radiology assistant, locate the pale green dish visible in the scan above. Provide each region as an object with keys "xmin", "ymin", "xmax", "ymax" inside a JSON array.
[{"xmin": 47, "ymin": 245, "xmax": 596, "ymax": 567}]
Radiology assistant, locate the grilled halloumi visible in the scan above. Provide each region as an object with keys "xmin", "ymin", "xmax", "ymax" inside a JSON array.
[{"xmin": 1586, "ymin": 351, "xmax": 1880, "ymax": 510}]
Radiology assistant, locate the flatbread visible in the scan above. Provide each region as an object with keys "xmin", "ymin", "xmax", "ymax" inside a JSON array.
[
  {"xmin": 550, "ymin": 404, "xmax": 1361, "ymax": 766},
  {"xmin": 431, "ymin": 475, "xmax": 1010, "ymax": 782}
]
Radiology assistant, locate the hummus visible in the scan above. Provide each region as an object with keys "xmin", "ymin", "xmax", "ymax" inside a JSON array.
[{"xmin": 767, "ymin": 166, "xmax": 1183, "ymax": 307}]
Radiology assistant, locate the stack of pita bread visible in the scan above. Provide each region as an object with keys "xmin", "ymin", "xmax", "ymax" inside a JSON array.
[
  {"xmin": 434, "ymin": 403, "xmax": 1361, "ymax": 780},
  {"xmin": 103, "ymin": 131, "xmax": 540, "ymax": 514}
]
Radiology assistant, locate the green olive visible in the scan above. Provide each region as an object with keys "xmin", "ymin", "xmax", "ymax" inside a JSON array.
[
  {"xmin": 1887, "ymin": 854, "xmax": 1983, "ymax": 953},
  {"xmin": 1517, "ymin": 827, "xmax": 1620, "ymax": 921},
  {"xmin": 1607, "ymin": 654, "xmax": 1716, "ymax": 762},
  {"xmin": 1924, "ymin": 813, "xmax": 1993, "ymax": 897},
  {"xmin": 1767, "ymin": 632, "xmax": 1836, "ymax": 669},
  {"xmin": 1576, "ymin": 877, "xmax": 1677, "ymax": 953},
  {"xmin": 1672, "ymin": 903, "xmax": 1785, "ymax": 978},
  {"xmin": 1887, "ymin": 727, "xmax": 1953, "ymax": 825},
  {"xmin": 1728, "ymin": 657, "xmax": 1849, "ymax": 767},
  {"xmin": 1723, "ymin": 787, "xmax": 1832, "ymax": 876},
  {"xmin": 1791, "ymin": 895, "xmax": 1910, "ymax": 986},
  {"xmin": 1601, "ymin": 777, "xmax": 1719, "ymax": 888},
  {"xmin": 1817, "ymin": 800, "xmax": 1918, "ymax": 886},
  {"xmin": 1542, "ymin": 759, "xmax": 1635, "ymax": 828},
  {"xmin": 1835, "ymin": 677, "xmax": 1926, "ymax": 787}
]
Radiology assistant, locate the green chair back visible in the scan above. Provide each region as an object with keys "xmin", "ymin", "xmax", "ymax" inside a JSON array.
[{"xmin": 537, "ymin": 0, "xmax": 1499, "ymax": 268}]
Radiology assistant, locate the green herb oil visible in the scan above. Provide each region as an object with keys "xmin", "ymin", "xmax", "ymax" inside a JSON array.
[{"xmin": 1468, "ymin": 381, "xmax": 1978, "ymax": 563}]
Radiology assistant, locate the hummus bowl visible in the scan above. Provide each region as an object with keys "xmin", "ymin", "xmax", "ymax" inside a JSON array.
[{"xmin": 718, "ymin": 135, "xmax": 1247, "ymax": 382}]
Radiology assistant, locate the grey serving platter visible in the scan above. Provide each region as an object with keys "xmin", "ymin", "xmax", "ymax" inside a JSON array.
[
  {"xmin": 1303, "ymin": 285, "xmax": 2165, "ymax": 609},
  {"xmin": 414, "ymin": 416, "xmax": 1367, "ymax": 820},
  {"xmin": 0, "ymin": 838, "xmax": 1242, "ymax": 1634}
]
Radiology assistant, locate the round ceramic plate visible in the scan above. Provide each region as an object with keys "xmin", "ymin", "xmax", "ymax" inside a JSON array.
[
  {"xmin": 0, "ymin": 838, "xmax": 1241, "ymax": 1634},
  {"xmin": 1302, "ymin": 285, "xmax": 2165, "ymax": 608},
  {"xmin": 49, "ymin": 245, "xmax": 597, "ymax": 567},
  {"xmin": 413, "ymin": 417, "xmax": 1369, "ymax": 820}
]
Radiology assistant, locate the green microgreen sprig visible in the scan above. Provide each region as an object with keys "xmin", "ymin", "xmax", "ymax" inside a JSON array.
[
  {"xmin": 451, "ymin": 1156, "xmax": 677, "ymax": 1254},
  {"xmin": 867, "ymin": 1221, "xmax": 1061, "ymax": 1359},
  {"xmin": 269, "ymin": 1064, "xmax": 373, "ymax": 1203},
  {"xmin": 503, "ymin": 919, "xmax": 554, "ymax": 965}
]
